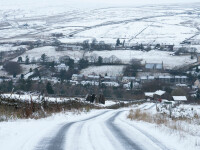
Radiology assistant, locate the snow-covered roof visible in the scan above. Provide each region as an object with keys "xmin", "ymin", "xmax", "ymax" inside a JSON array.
[
  {"xmin": 141, "ymin": 76, "xmax": 147, "ymax": 80},
  {"xmin": 175, "ymin": 76, "xmax": 187, "ymax": 79},
  {"xmin": 159, "ymin": 75, "xmax": 171, "ymax": 79},
  {"xmin": 145, "ymin": 92, "xmax": 154, "ymax": 97},
  {"xmin": 148, "ymin": 76, "xmax": 155, "ymax": 80},
  {"xmin": 173, "ymin": 96, "xmax": 187, "ymax": 101},
  {"xmin": 154, "ymin": 90, "xmax": 166, "ymax": 96},
  {"xmin": 88, "ymin": 75, "xmax": 100, "ymax": 79},
  {"xmin": 122, "ymin": 76, "xmax": 135, "ymax": 80}
]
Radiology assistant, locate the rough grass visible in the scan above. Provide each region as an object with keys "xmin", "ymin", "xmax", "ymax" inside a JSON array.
[
  {"xmin": 0, "ymin": 96, "xmax": 143, "ymax": 121},
  {"xmin": 127, "ymin": 109, "xmax": 200, "ymax": 136},
  {"xmin": 0, "ymin": 97, "xmax": 100, "ymax": 121}
]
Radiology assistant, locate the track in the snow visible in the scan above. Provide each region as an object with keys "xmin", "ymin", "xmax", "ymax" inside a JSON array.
[
  {"xmin": 35, "ymin": 111, "xmax": 110, "ymax": 150},
  {"xmin": 35, "ymin": 109, "xmax": 169, "ymax": 150}
]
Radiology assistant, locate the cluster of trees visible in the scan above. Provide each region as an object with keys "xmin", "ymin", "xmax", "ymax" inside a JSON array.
[
  {"xmin": 82, "ymin": 39, "xmax": 112, "ymax": 51},
  {"xmin": 123, "ymin": 59, "xmax": 142, "ymax": 77},
  {"xmin": 4, "ymin": 61, "xmax": 22, "ymax": 77},
  {"xmin": 17, "ymin": 53, "xmax": 48, "ymax": 64},
  {"xmin": 116, "ymin": 38, "xmax": 125, "ymax": 47}
]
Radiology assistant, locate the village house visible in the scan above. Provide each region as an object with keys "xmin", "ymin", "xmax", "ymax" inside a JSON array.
[
  {"xmin": 123, "ymin": 82, "xmax": 139, "ymax": 89},
  {"xmin": 174, "ymin": 76, "xmax": 187, "ymax": 84},
  {"xmin": 145, "ymin": 62, "xmax": 164, "ymax": 71},
  {"xmin": 72, "ymin": 74, "xmax": 84, "ymax": 81},
  {"xmin": 102, "ymin": 81, "xmax": 119, "ymax": 87},
  {"xmin": 55, "ymin": 63, "xmax": 69, "ymax": 72},
  {"xmin": 158, "ymin": 75, "xmax": 172, "ymax": 83},
  {"xmin": 56, "ymin": 45, "xmax": 83, "ymax": 51},
  {"xmin": 122, "ymin": 76, "xmax": 135, "ymax": 83},
  {"xmin": 69, "ymin": 80, "xmax": 79, "ymax": 85},
  {"xmin": 140, "ymin": 76, "xmax": 155, "ymax": 83},
  {"xmin": 81, "ymin": 81, "xmax": 99, "ymax": 86},
  {"xmin": 87, "ymin": 75, "xmax": 100, "ymax": 81},
  {"xmin": 103, "ymin": 76, "xmax": 117, "ymax": 82},
  {"xmin": 144, "ymin": 90, "xmax": 166, "ymax": 101},
  {"xmin": 172, "ymin": 96, "xmax": 187, "ymax": 103}
]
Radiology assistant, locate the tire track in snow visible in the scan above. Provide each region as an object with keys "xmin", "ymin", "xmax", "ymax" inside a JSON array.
[
  {"xmin": 35, "ymin": 110, "xmax": 110, "ymax": 150},
  {"xmin": 106, "ymin": 111, "xmax": 143, "ymax": 150}
]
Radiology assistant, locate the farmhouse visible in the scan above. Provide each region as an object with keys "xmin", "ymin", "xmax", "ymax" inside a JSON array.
[
  {"xmin": 145, "ymin": 62, "xmax": 164, "ymax": 71},
  {"xmin": 172, "ymin": 96, "xmax": 187, "ymax": 103}
]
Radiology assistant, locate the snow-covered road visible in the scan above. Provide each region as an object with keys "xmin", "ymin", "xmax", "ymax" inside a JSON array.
[{"xmin": 34, "ymin": 109, "xmax": 168, "ymax": 150}]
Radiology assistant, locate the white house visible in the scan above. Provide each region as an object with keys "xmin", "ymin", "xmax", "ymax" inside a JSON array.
[
  {"xmin": 172, "ymin": 96, "xmax": 187, "ymax": 102},
  {"xmin": 72, "ymin": 74, "xmax": 84, "ymax": 81},
  {"xmin": 122, "ymin": 76, "xmax": 135, "ymax": 83},
  {"xmin": 55, "ymin": 63, "xmax": 69, "ymax": 72},
  {"xmin": 102, "ymin": 82, "xmax": 119, "ymax": 87}
]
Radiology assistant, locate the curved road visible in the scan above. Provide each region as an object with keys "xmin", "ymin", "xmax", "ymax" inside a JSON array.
[{"xmin": 35, "ymin": 110, "xmax": 168, "ymax": 150}]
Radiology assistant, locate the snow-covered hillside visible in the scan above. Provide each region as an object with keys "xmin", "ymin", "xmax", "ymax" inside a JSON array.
[{"xmin": 0, "ymin": 0, "xmax": 200, "ymax": 46}]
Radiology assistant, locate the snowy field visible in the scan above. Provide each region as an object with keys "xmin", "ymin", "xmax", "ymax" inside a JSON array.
[
  {"xmin": 0, "ymin": 0, "xmax": 200, "ymax": 46},
  {"xmin": 12, "ymin": 46, "xmax": 84, "ymax": 62},
  {"xmin": 88, "ymin": 50, "xmax": 196, "ymax": 69},
  {"xmin": 12, "ymin": 46, "xmax": 196, "ymax": 69},
  {"xmin": 80, "ymin": 65, "xmax": 125, "ymax": 76},
  {"xmin": 0, "ymin": 0, "xmax": 199, "ymax": 70}
]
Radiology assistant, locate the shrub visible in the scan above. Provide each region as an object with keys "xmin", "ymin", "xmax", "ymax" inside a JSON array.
[{"xmin": 4, "ymin": 61, "xmax": 21, "ymax": 75}]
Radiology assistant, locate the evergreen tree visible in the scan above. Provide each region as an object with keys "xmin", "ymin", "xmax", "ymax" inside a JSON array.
[
  {"xmin": 46, "ymin": 82, "xmax": 54, "ymax": 94},
  {"xmin": 67, "ymin": 58, "xmax": 74, "ymax": 69},
  {"xmin": 122, "ymin": 40, "xmax": 125, "ymax": 47},
  {"xmin": 130, "ymin": 81, "xmax": 133, "ymax": 90},
  {"xmin": 41, "ymin": 53, "xmax": 47, "ymax": 64},
  {"xmin": 116, "ymin": 38, "xmax": 120, "ymax": 46},
  {"xmin": 25, "ymin": 56, "xmax": 29, "ymax": 64},
  {"xmin": 196, "ymin": 66, "xmax": 199, "ymax": 73},
  {"xmin": 60, "ymin": 70, "xmax": 67, "ymax": 82},
  {"xmin": 21, "ymin": 74, "xmax": 24, "ymax": 79},
  {"xmin": 17, "ymin": 57, "xmax": 23, "ymax": 63},
  {"xmin": 97, "ymin": 56, "xmax": 103, "ymax": 65},
  {"xmin": 78, "ymin": 58, "xmax": 89, "ymax": 69}
]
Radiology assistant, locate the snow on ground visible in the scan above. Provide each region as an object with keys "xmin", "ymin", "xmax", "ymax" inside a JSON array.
[
  {"xmin": 0, "ymin": 1, "xmax": 200, "ymax": 46},
  {"xmin": 80, "ymin": 65, "xmax": 125, "ymax": 76},
  {"xmin": 12, "ymin": 46, "xmax": 84, "ymax": 62},
  {"xmin": 0, "ymin": 109, "xmax": 108, "ymax": 150},
  {"xmin": 0, "ymin": 93, "xmax": 122, "ymax": 107},
  {"xmin": 0, "ymin": 44, "xmax": 27, "ymax": 52},
  {"xmin": 1, "ymin": 102, "xmax": 200, "ymax": 150},
  {"xmin": 86, "ymin": 50, "xmax": 196, "ymax": 69},
  {"xmin": 21, "ymin": 64, "xmax": 39, "ymax": 74},
  {"xmin": 124, "ymin": 102, "xmax": 200, "ymax": 150},
  {"xmin": 14, "ymin": 48, "xmax": 196, "ymax": 69}
]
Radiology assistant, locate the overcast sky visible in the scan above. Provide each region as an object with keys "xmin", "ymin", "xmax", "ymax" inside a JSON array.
[{"xmin": 0, "ymin": 0, "xmax": 199, "ymax": 10}]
